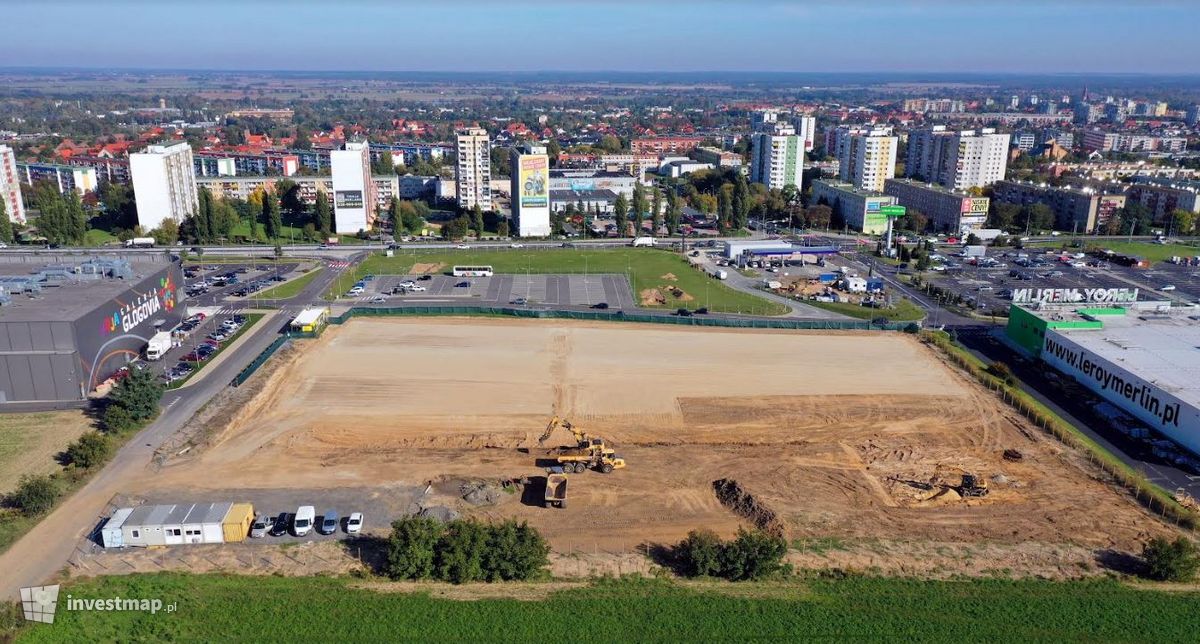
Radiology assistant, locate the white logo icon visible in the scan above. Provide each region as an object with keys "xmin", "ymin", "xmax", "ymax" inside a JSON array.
[{"xmin": 20, "ymin": 584, "xmax": 60, "ymax": 624}]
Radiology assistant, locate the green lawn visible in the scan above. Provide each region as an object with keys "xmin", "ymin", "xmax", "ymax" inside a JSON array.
[
  {"xmin": 329, "ymin": 249, "xmax": 790, "ymax": 315},
  {"xmin": 253, "ymin": 267, "xmax": 323, "ymax": 300},
  {"xmin": 169, "ymin": 314, "xmax": 263, "ymax": 389},
  {"xmin": 805, "ymin": 298, "xmax": 926, "ymax": 322},
  {"xmin": 83, "ymin": 228, "xmax": 119, "ymax": 246},
  {"xmin": 1083, "ymin": 240, "xmax": 1200, "ymax": 264},
  {"xmin": 226, "ymin": 220, "xmax": 369, "ymax": 246},
  {"xmin": 11, "ymin": 574, "xmax": 1200, "ymax": 642}
]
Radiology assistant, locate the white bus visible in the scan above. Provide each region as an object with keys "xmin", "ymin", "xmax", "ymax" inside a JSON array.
[{"xmin": 452, "ymin": 265, "xmax": 494, "ymax": 277}]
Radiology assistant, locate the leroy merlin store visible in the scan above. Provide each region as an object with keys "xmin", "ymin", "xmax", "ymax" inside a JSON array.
[{"xmin": 1005, "ymin": 288, "xmax": 1200, "ymax": 457}]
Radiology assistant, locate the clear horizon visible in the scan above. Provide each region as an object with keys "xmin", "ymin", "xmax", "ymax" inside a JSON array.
[{"xmin": 4, "ymin": 0, "xmax": 1198, "ymax": 74}]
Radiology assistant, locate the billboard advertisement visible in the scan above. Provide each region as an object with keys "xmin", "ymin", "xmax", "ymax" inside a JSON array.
[
  {"xmin": 1042, "ymin": 330, "xmax": 1199, "ymax": 455},
  {"xmin": 335, "ymin": 190, "xmax": 364, "ymax": 209},
  {"xmin": 518, "ymin": 155, "xmax": 549, "ymax": 209},
  {"xmin": 961, "ymin": 197, "xmax": 990, "ymax": 214}
]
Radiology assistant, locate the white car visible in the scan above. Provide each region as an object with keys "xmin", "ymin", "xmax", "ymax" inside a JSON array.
[
  {"xmin": 455, "ymin": 244, "xmax": 470, "ymax": 250},
  {"xmin": 1162, "ymin": 285, "xmax": 1177, "ymax": 291},
  {"xmin": 346, "ymin": 512, "xmax": 364, "ymax": 535},
  {"xmin": 369, "ymin": 295, "xmax": 388, "ymax": 303},
  {"xmin": 1069, "ymin": 261, "xmax": 1085, "ymax": 268},
  {"xmin": 398, "ymin": 280, "xmax": 417, "ymax": 288},
  {"xmin": 347, "ymin": 286, "xmax": 364, "ymax": 296},
  {"xmin": 509, "ymin": 243, "xmax": 524, "ymax": 248},
  {"xmin": 407, "ymin": 285, "xmax": 427, "ymax": 292}
]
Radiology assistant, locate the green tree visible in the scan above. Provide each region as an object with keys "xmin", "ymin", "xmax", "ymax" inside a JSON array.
[
  {"xmin": 651, "ymin": 187, "xmax": 663, "ymax": 232},
  {"xmin": 293, "ymin": 125, "xmax": 312, "ymax": 150},
  {"xmin": 277, "ymin": 179, "xmax": 305, "ymax": 220},
  {"xmin": 665, "ymin": 188, "xmax": 682, "ymax": 234},
  {"xmin": 261, "ymin": 190, "xmax": 282, "ymax": 239},
  {"xmin": 598, "ymin": 135, "xmax": 623, "ymax": 153},
  {"xmin": 1143, "ymin": 536, "xmax": 1200, "ymax": 582},
  {"xmin": 632, "ymin": 183, "xmax": 648, "ymax": 235},
  {"xmin": 989, "ymin": 202, "xmax": 1021, "ymax": 231},
  {"xmin": 545, "ymin": 139, "xmax": 561, "ymax": 163},
  {"xmin": 8, "ymin": 474, "xmax": 60, "ymax": 515},
  {"xmin": 385, "ymin": 516, "xmax": 445, "ymax": 580},
  {"xmin": 901, "ymin": 208, "xmax": 928, "ymax": 234},
  {"xmin": 482, "ymin": 520, "xmax": 549, "ymax": 582},
  {"xmin": 719, "ymin": 527, "xmax": 788, "ymax": 581},
  {"xmin": 0, "ymin": 194, "xmax": 11, "ymax": 243},
  {"xmin": 442, "ymin": 215, "xmax": 469, "ymax": 240},
  {"xmin": 194, "ymin": 188, "xmax": 212, "ymax": 242},
  {"xmin": 807, "ymin": 204, "xmax": 833, "ymax": 230},
  {"xmin": 1020, "ymin": 203, "xmax": 1055, "ymax": 232},
  {"xmin": 314, "ymin": 190, "xmax": 332, "ymax": 236},
  {"xmin": 1170, "ymin": 209, "xmax": 1195, "ymax": 237},
  {"xmin": 717, "ymin": 186, "xmax": 733, "ymax": 232},
  {"xmin": 373, "ymin": 151, "xmax": 396, "ymax": 175},
  {"xmin": 151, "ymin": 218, "xmax": 179, "ymax": 246},
  {"xmin": 436, "ymin": 520, "xmax": 489, "ymax": 584},
  {"xmin": 675, "ymin": 529, "xmax": 724, "ymax": 577},
  {"xmin": 733, "ymin": 175, "xmax": 751, "ymax": 230},
  {"xmin": 497, "ymin": 219, "xmax": 510, "ymax": 238},
  {"xmin": 105, "ymin": 366, "xmax": 164, "ymax": 427},
  {"xmin": 471, "ymin": 204, "xmax": 485, "ymax": 237},
  {"xmin": 613, "ymin": 193, "xmax": 629, "ymax": 236},
  {"xmin": 65, "ymin": 431, "xmax": 112, "ymax": 469}
]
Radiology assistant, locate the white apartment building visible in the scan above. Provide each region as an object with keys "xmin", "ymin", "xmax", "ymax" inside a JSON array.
[
  {"xmin": 905, "ymin": 126, "xmax": 1010, "ymax": 191},
  {"xmin": 510, "ymin": 144, "xmax": 551, "ymax": 237},
  {"xmin": 455, "ymin": 127, "xmax": 492, "ymax": 210},
  {"xmin": 791, "ymin": 115, "xmax": 816, "ymax": 152},
  {"xmin": 0, "ymin": 145, "xmax": 26, "ymax": 224},
  {"xmin": 834, "ymin": 126, "xmax": 897, "ymax": 193},
  {"xmin": 749, "ymin": 122, "xmax": 804, "ymax": 191},
  {"xmin": 129, "ymin": 141, "xmax": 198, "ymax": 231},
  {"xmin": 330, "ymin": 140, "xmax": 375, "ymax": 234}
]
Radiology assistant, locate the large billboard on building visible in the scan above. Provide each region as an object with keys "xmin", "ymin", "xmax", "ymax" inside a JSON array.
[
  {"xmin": 1041, "ymin": 329, "xmax": 1200, "ymax": 455},
  {"xmin": 334, "ymin": 190, "xmax": 364, "ymax": 209},
  {"xmin": 518, "ymin": 155, "xmax": 549, "ymax": 209},
  {"xmin": 78, "ymin": 265, "xmax": 185, "ymax": 392},
  {"xmin": 1012, "ymin": 287, "xmax": 1138, "ymax": 305}
]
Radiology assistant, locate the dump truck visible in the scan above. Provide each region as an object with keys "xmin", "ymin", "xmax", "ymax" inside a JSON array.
[
  {"xmin": 539, "ymin": 416, "xmax": 627, "ymax": 473},
  {"xmin": 544, "ymin": 469, "xmax": 568, "ymax": 509}
]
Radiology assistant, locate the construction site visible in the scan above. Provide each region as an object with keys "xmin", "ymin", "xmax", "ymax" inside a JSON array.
[{"xmin": 140, "ymin": 317, "xmax": 1174, "ymax": 575}]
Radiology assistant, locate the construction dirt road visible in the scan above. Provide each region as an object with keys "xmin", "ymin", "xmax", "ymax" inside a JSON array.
[{"xmin": 141, "ymin": 318, "xmax": 1175, "ymax": 574}]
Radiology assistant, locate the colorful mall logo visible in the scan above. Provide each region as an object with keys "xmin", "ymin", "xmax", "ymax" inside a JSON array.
[{"xmin": 102, "ymin": 275, "xmax": 177, "ymax": 335}]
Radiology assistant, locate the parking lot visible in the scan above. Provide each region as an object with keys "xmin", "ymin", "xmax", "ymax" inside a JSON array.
[
  {"xmin": 150, "ymin": 312, "xmax": 253, "ymax": 385},
  {"xmin": 183, "ymin": 262, "xmax": 301, "ymax": 305},
  {"xmin": 919, "ymin": 247, "xmax": 1199, "ymax": 314},
  {"xmin": 342, "ymin": 273, "xmax": 636, "ymax": 309}
]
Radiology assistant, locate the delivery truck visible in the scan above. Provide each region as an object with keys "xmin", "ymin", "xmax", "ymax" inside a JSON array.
[
  {"xmin": 631, "ymin": 236, "xmax": 656, "ymax": 247},
  {"xmin": 145, "ymin": 331, "xmax": 172, "ymax": 360}
]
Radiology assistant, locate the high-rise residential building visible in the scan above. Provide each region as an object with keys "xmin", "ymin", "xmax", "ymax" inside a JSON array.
[
  {"xmin": 455, "ymin": 127, "xmax": 491, "ymax": 210},
  {"xmin": 905, "ymin": 126, "xmax": 1010, "ymax": 191},
  {"xmin": 0, "ymin": 145, "xmax": 26, "ymax": 224},
  {"xmin": 129, "ymin": 141, "xmax": 198, "ymax": 231},
  {"xmin": 1186, "ymin": 105, "xmax": 1200, "ymax": 127},
  {"xmin": 790, "ymin": 115, "xmax": 816, "ymax": 152},
  {"xmin": 510, "ymin": 144, "xmax": 551, "ymax": 237},
  {"xmin": 750, "ymin": 122, "xmax": 804, "ymax": 191},
  {"xmin": 1074, "ymin": 103, "xmax": 1101, "ymax": 125},
  {"xmin": 1012, "ymin": 132, "xmax": 1037, "ymax": 152},
  {"xmin": 883, "ymin": 178, "xmax": 990, "ymax": 234},
  {"xmin": 834, "ymin": 126, "xmax": 897, "ymax": 192},
  {"xmin": 1010, "ymin": 95, "xmax": 1020, "ymax": 109},
  {"xmin": 330, "ymin": 140, "xmax": 375, "ymax": 234}
]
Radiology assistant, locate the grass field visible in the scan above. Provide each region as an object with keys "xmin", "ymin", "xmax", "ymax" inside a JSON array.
[
  {"xmin": 1085, "ymin": 240, "xmax": 1200, "ymax": 263},
  {"xmin": 805, "ymin": 298, "xmax": 925, "ymax": 321},
  {"xmin": 0, "ymin": 412, "xmax": 94, "ymax": 495},
  {"xmin": 254, "ymin": 268, "xmax": 323, "ymax": 300},
  {"xmin": 82, "ymin": 229, "xmax": 118, "ymax": 246},
  {"xmin": 11, "ymin": 574, "xmax": 1200, "ymax": 641},
  {"xmin": 329, "ymin": 249, "xmax": 789, "ymax": 315}
]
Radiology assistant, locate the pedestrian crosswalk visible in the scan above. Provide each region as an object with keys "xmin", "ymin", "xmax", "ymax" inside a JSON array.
[{"xmin": 327, "ymin": 261, "xmax": 351, "ymax": 269}]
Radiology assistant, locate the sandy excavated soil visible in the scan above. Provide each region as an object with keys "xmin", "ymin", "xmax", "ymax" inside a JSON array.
[{"xmin": 147, "ymin": 318, "xmax": 1170, "ymax": 562}]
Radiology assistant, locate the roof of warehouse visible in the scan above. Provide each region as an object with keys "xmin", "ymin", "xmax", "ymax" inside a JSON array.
[
  {"xmin": 0, "ymin": 260, "xmax": 172, "ymax": 323},
  {"xmin": 1055, "ymin": 312, "xmax": 1200, "ymax": 408}
]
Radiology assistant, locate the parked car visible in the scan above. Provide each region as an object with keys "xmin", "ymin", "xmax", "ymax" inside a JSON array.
[
  {"xmin": 417, "ymin": 274, "xmax": 433, "ymax": 281},
  {"xmin": 455, "ymin": 244, "xmax": 470, "ymax": 250},
  {"xmin": 293, "ymin": 506, "xmax": 315, "ymax": 536},
  {"xmin": 398, "ymin": 280, "xmax": 416, "ymax": 288},
  {"xmin": 590, "ymin": 302, "xmax": 609, "ymax": 310},
  {"xmin": 346, "ymin": 512, "xmax": 364, "ymax": 534},
  {"xmin": 455, "ymin": 281, "xmax": 471, "ymax": 288},
  {"xmin": 369, "ymin": 295, "xmax": 387, "ymax": 303},
  {"xmin": 675, "ymin": 308, "xmax": 692, "ymax": 317},
  {"xmin": 318, "ymin": 510, "xmax": 339, "ymax": 535},
  {"xmin": 511, "ymin": 297, "xmax": 528, "ymax": 305},
  {"xmin": 249, "ymin": 514, "xmax": 276, "ymax": 538},
  {"xmin": 269, "ymin": 512, "xmax": 290, "ymax": 537},
  {"xmin": 509, "ymin": 243, "xmax": 525, "ymax": 248},
  {"xmin": 347, "ymin": 286, "xmax": 364, "ymax": 296},
  {"xmin": 1162, "ymin": 285, "xmax": 1177, "ymax": 291}
]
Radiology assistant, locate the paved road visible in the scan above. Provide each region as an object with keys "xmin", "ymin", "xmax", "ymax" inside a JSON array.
[{"xmin": 0, "ymin": 311, "xmax": 289, "ymax": 600}]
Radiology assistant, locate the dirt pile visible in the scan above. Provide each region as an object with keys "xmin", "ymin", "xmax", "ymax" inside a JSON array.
[{"xmin": 712, "ymin": 478, "xmax": 784, "ymax": 536}]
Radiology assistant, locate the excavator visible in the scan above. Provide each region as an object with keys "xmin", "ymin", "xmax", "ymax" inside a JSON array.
[{"xmin": 538, "ymin": 416, "xmax": 626, "ymax": 474}]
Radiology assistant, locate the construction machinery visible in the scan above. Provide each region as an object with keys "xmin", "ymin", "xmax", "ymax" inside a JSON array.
[
  {"xmin": 538, "ymin": 416, "xmax": 626, "ymax": 474},
  {"xmin": 544, "ymin": 468, "xmax": 568, "ymax": 509}
]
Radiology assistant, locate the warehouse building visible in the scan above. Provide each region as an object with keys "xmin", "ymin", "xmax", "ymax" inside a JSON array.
[
  {"xmin": 1006, "ymin": 299, "xmax": 1200, "ymax": 458},
  {"xmin": 811, "ymin": 179, "xmax": 899, "ymax": 235},
  {"xmin": 0, "ymin": 258, "xmax": 183, "ymax": 402}
]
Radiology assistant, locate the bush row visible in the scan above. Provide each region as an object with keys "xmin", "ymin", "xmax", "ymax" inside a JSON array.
[
  {"xmin": 385, "ymin": 517, "xmax": 549, "ymax": 584},
  {"xmin": 673, "ymin": 528, "xmax": 789, "ymax": 581}
]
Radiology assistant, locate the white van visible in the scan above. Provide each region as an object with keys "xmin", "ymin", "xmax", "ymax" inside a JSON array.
[{"xmin": 293, "ymin": 505, "xmax": 315, "ymax": 536}]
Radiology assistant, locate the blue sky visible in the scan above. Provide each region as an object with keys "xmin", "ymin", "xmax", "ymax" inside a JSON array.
[{"xmin": 5, "ymin": 0, "xmax": 1198, "ymax": 73}]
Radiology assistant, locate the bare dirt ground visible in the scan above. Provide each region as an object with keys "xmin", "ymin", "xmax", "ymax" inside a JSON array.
[
  {"xmin": 134, "ymin": 318, "xmax": 1176, "ymax": 577},
  {"xmin": 0, "ymin": 411, "xmax": 94, "ymax": 494}
]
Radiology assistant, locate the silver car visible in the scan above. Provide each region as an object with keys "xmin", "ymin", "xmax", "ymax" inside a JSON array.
[{"xmin": 249, "ymin": 514, "xmax": 275, "ymax": 538}]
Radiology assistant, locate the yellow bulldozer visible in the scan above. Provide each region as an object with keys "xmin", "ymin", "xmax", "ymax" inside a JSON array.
[{"xmin": 538, "ymin": 416, "xmax": 627, "ymax": 474}]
